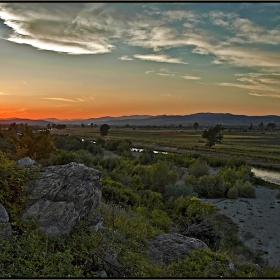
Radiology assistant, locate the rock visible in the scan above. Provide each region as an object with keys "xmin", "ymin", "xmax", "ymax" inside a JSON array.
[
  {"xmin": 16, "ymin": 157, "xmax": 37, "ymax": 167},
  {"xmin": 21, "ymin": 162, "xmax": 103, "ymax": 237},
  {"xmin": 147, "ymin": 233, "xmax": 209, "ymax": 265},
  {"xmin": 0, "ymin": 203, "xmax": 12, "ymax": 238}
]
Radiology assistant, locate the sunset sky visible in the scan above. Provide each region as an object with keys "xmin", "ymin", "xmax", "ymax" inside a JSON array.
[{"xmin": 1, "ymin": 2, "xmax": 280, "ymax": 119}]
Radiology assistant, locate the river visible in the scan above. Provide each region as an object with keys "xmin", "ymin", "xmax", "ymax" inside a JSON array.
[{"xmin": 251, "ymin": 167, "xmax": 280, "ymax": 185}]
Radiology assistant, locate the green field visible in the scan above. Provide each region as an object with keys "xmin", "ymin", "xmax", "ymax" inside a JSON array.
[{"xmin": 51, "ymin": 127, "xmax": 280, "ymax": 162}]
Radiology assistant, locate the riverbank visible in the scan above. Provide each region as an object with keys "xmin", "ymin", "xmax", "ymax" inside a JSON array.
[{"xmin": 202, "ymin": 186, "xmax": 280, "ymax": 269}]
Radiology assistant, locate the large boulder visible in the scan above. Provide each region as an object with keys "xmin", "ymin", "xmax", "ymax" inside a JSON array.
[
  {"xmin": 21, "ymin": 162, "xmax": 103, "ymax": 237},
  {"xmin": 0, "ymin": 203, "xmax": 12, "ymax": 238},
  {"xmin": 148, "ymin": 233, "xmax": 209, "ymax": 265}
]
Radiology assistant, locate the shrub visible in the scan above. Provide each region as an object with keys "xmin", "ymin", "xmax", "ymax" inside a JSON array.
[
  {"xmin": 234, "ymin": 180, "xmax": 256, "ymax": 198},
  {"xmin": 173, "ymin": 196, "xmax": 216, "ymax": 223},
  {"xmin": 102, "ymin": 179, "xmax": 141, "ymax": 208},
  {"xmin": 0, "ymin": 152, "xmax": 39, "ymax": 228},
  {"xmin": 139, "ymin": 149, "xmax": 155, "ymax": 164},
  {"xmin": 165, "ymin": 249, "xmax": 262, "ymax": 278},
  {"xmin": 149, "ymin": 209, "xmax": 172, "ymax": 232},
  {"xmin": 226, "ymin": 157, "xmax": 246, "ymax": 168},
  {"xmin": 188, "ymin": 159, "xmax": 209, "ymax": 178},
  {"xmin": 227, "ymin": 187, "xmax": 238, "ymax": 199},
  {"xmin": 193, "ymin": 175, "xmax": 225, "ymax": 198},
  {"xmin": 147, "ymin": 161, "xmax": 178, "ymax": 193},
  {"xmin": 164, "ymin": 184, "xmax": 198, "ymax": 199}
]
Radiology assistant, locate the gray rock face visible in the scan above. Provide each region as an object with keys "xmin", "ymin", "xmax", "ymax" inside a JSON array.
[
  {"xmin": 0, "ymin": 203, "xmax": 12, "ymax": 238},
  {"xmin": 21, "ymin": 162, "xmax": 103, "ymax": 237},
  {"xmin": 17, "ymin": 157, "xmax": 37, "ymax": 167},
  {"xmin": 148, "ymin": 233, "xmax": 209, "ymax": 265}
]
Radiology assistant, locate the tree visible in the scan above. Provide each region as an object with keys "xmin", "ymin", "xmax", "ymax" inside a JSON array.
[
  {"xmin": 12, "ymin": 124, "xmax": 56, "ymax": 160},
  {"xmin": 193, "ymin": 122, "xmax": 199, "ymax": 130},
  {"xmin": 100, "ymin": 124, "xmax": 110, "ymax": 137},
  {"xmin": 259, "ymin": 122, "xmax": 264, "ymax": 131},
  {"xmin": 267, "ymin": 122, "xmax": 276, "ymax": 130},
  {"xmin": 202, "ymin": 124, "xmax": 224, "ymax": 148}
]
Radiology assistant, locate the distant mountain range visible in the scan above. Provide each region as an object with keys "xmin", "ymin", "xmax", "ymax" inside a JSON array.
[{"xmin": 1, "ymin": 113, "xmax": 280, "ymax": 127}]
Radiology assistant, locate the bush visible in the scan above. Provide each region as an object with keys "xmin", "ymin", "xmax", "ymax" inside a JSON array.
[
  {"xmin": 226, "ymin": 157, "xmax": 246, "ymax": 168},
  {"xmin": 149, "ymin": 209, "xmax": 172, "ymax": 232},
  {"xmin": 164, "ymin": 184, "xmax": 198, "ymax": 199},
  {"xmin": 193, "ymin": 175, "xmax": 225, "ymax": 198},
  {"xmin": 173, "ymin": 196, "xmax": 216, "ymax": 223},
  {"xmin": 146, "ymin": 161, "xmax": 178, "ymax": 193},
  {"xmin": 0, "ymin": 152, "xmax": 39, "ymax": 227},
  {"xmin": 227, "ymin": 187, "xmax": 238, "ymax": 199},
  {"xmin": 165, "ymin": 249, "xmax": 262, "ymax": 278},
  {"xmin": 102, "ymin": 178, "xmax": 141, "ymax": 208},
  {"xmin": 188, "ymin": 159, "xmax": 209, "ymax": 178},
  {"xmin": 235, "ymin": 180, "xmax": 256, "ymax": 198}
]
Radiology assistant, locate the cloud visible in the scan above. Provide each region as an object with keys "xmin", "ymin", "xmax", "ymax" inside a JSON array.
[
  {"xmin": 0, "ymin": 108, "xmax": 26, "ymax": 114},
  {"xmin": 218, "ymin": 72, "xmax": 280, "ymax": 98},
  {"xmin": 145, "ymin": 69, "xmax": 155, "ymax": 74},
  {"xmin": 230, "ymin": 18, "xmax": 280, "ymax": 45},
  {"xmin": 41, "ymin": 97, "xmax": 77, "ymax": 102},
  {"xmin": 248, "ymin": 92, "xmax": 280, "ymax": 98},
  {"xmin": 159, "ymin": 67, "xmax": 179, "ymax": 74},
  {"xmin": 0, "ymin": 3, "xmax": 117, "ymax": 54},
  {"xmin": 163, "ymin": 10, "xmax": 198, "ymax": 22},
  {"xmin": 158, "ymin": 73, "xmax": 175, "ymax": 76},
  {"xmin": 181, "ymin": 75, "xmax": 201, "ymax": 80},
  {"xmin": 134, "ymin": 54, "xmax": 187, "ymax": 64},
  {"xmin": 118, "ymin": 55, "xmax": 133, "ymax": 61}
]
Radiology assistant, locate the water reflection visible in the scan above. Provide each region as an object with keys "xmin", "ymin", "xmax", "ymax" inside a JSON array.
[
  {"xmin": 131, "ymin": 148, "xmax": 168, "ymax": 154},
  {"xmin": 251, "ymin": 167, "xmax": 280, "ymax": 185}
]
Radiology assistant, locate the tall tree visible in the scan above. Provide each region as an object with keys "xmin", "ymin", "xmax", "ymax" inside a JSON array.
[
  {"xmin": 100, "ymin": 124, "xmax": 110, "ymax": 137},
  {"xmin": 193, "ymin": 122, "xmax": 199, "ymax": 130},
  {"xmin": 202, "ymin": 124, "xmax": 224, "ymax": 148},
  {"xmin": 259, "ymin": 122, "xmax": 264, "ymax": 131}
]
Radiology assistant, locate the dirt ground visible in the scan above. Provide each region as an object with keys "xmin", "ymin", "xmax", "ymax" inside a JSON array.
[{"xmin": 202, "ymin": 186, "xmax": 280, "ymax": 269}]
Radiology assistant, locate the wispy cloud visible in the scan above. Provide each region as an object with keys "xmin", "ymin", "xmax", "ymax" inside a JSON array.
[
  {"xmin": 181, "ymin": 75, "xmax": 201, "ymax": 80},
  {"xmin": 0, "ymin": 91, "xmax": 9, "ymax": 95},
  {"xmin": 145, "ymin": 69, "xmax": 155, "ymax": 74},
  {"xmin": 41, "ymin": 97, "xmax": 77, "ymax": 102},
  {"xmin": 134, "ymin": 54, "xmax": 187, "ymax": 64},
  {"xmin": 218, "ymin": 72, "xmax": 280, "ymax": 98},
  {"xmin": 158, "ymin": 73, "xmax": 175, "ymax": 76},
  {"xmin": 118, "ymin": 55, "xmax": 133, "ymax": 61},
  {"xmin": 0, "ymin": 108, "xmax": 26, "ymax": 114}
]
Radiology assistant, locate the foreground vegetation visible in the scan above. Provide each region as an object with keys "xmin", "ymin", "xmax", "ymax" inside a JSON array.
[{"xmin": 1, "ymin": 125, "xmax": 280, "ymax": 277}]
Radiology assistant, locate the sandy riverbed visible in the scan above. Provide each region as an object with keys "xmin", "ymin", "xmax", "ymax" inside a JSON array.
[{"xmin": 202, "ymin": 186, "xmax": 280, "ymax": 269}]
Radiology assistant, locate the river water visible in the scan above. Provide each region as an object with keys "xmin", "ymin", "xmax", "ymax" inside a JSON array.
[{"xmin": 251, "ymin": 167, "xmax": 280, "ymax": 185}]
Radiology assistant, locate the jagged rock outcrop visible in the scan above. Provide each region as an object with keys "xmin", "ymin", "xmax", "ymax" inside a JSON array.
[
  {"xmin": 148, "ymin": 233, "xmax": 209, "ymax": 265},
  {"xmin": 21, "ymin": 161, "xmax": 103, "ymax": 237},
  {"xmin": 0, "ymin": 203, "xmax": 12, "ymax": 238}
]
